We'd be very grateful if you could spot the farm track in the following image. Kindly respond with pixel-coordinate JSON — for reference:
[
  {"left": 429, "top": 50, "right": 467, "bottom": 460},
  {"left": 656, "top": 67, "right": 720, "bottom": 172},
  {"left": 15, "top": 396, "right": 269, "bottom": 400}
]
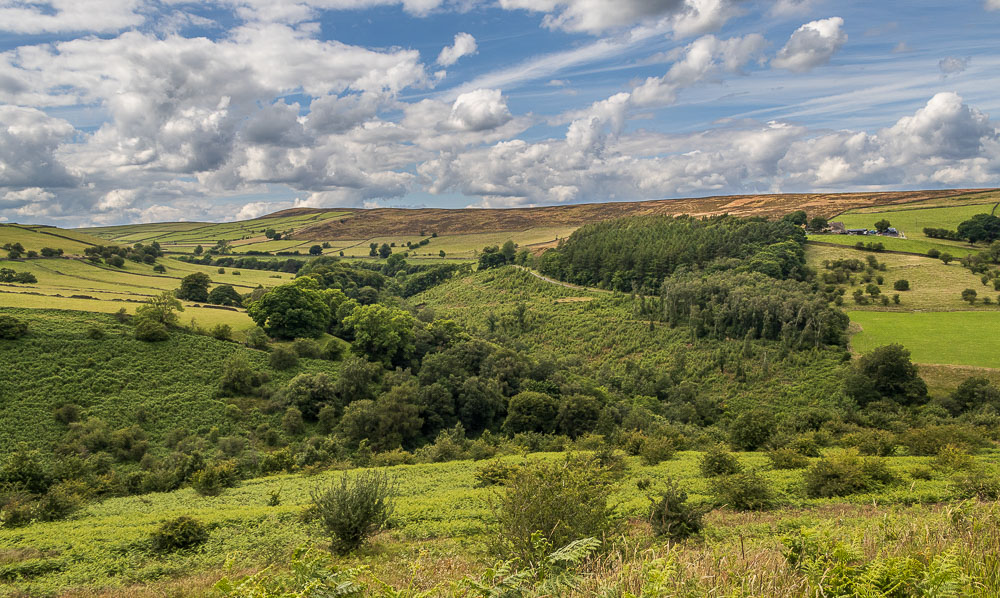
[{"left": 513, "top": 265, "right": 611, "bottom": 294}]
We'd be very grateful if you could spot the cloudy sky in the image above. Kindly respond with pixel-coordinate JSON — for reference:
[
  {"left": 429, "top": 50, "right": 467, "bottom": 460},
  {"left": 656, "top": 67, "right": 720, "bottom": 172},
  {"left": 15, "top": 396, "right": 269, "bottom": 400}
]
[{"left": 1, "top": 0, "right": 999, "bottom": 226}]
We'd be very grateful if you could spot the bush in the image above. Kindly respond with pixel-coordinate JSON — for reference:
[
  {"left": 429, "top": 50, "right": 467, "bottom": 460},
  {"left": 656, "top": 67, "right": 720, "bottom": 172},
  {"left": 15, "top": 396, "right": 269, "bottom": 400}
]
[
  {"left": 293, "top": 338, "right": 322, "bottom": 359},
  {"left": 709, "top": 469, "right": 777, "bottom": 511},
  {"left": 893, "top": 279, "right": 910, "bottom": 291},
  {"left": 767, "top": 448, "right": 810, "bottom": 470},
  {"left": 700, "top": 444, "right": 742, "bottom": 477},
  {"left": 134, "top": 315, "right": 168, "bottom": 342},
  {"left": 245, "top": 326, "right": 270, "bottom": 350},
  {"left": 150, "top": 516, "right": 209, "bottom": 552},
  {"left": 951, "top": 468, "right": 1000, "bottom": 500},
  {"left": 219, "top": 355, "right": 266, "bottom": 396},
  {"left": 0, "top": 315, "right": 29, "bottom": 340},
  {"left": 933, "top": 444, "right": 976, "bottom": 472},
  {"left": 269, "top": 346, "right": 298, "bottom": 370},
  {"left": 475, "top": 460, "right": 520, "bottom": 487},
  {"left": 310, "top": 470, "right": 397, "bottom": 554},
  {"left": 899, "top": 424, "right": 986, "bottom": 456},
  {"left": 730, "top": 409, "right": 776, "bottom": 451},
  {"left": 190, "top": 461, "right": 239, "bottom": 496},
  {"left": 842, "top": 429, "right": 896, "bottom": 456},
  {"left": 803, "top": 451, "right": 899, "bottom": 498},
  {"left": 491, "top": 455, "right": 616, "bottom": 565},
  {"left": 210, "top": 323, "right": 232, "bottom": 341},
  {"left": 639, "top": 436, "right": 676, "bottom": 466},
  {"left": 647, "top": 477, "right": 703, "bottom": 539}
]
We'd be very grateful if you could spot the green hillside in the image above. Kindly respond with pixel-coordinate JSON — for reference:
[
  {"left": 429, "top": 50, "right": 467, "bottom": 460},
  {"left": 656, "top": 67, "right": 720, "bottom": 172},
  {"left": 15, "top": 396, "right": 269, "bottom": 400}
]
[{"left": 0, "top": 224, "right": 104, "bottom": 255}]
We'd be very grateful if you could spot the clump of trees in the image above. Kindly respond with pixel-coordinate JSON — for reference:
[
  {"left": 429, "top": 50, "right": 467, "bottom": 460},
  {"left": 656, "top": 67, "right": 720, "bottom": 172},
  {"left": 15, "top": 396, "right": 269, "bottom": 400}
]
[
  {"left": 537, "top": 214, "right": 808, "bottom": 292},
  {"left": 0, "top": 268, "right": 37, "bottom": 284}
]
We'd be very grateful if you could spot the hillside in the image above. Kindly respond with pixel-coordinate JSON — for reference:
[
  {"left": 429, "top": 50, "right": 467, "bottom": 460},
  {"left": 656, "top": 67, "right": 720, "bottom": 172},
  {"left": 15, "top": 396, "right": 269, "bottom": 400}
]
[{"left": 61, "top": 189, "right": 993, "bottom": 260}]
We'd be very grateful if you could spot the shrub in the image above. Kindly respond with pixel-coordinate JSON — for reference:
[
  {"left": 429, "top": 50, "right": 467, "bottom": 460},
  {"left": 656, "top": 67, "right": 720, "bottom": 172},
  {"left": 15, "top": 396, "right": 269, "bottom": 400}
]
[
  {"left": 245, "top": 326, "right": 270, "bottom": 350},
  {"left": 803, "top": 451, "right": 899, "bottom": 498},
  {"left": 951, "top": 468, "right": 1000, "bottom": 500},
  {"left": 322, "top": 339, "right": 345, "bottom": 361},
  {"left": 491, "top": 455, "right": 616, "bottom": 565},
  {"left": 730, "top": 409, "right": 776, "bottom": 451},
  {"left": 0, "top": 315, "right": 29, "bottom": 340},
  {"left": 934, "top": 444, "right": 976, "bottom": 472},
  {"left": 310, "top": 470, "right": 397, "bottom": 554},
  {"left": 150, "top": 516, "right": 209, "bottom": 552},
  {"left": 709, "top": 469, "right": 777, "bottom": 511},
  {"left": 210, "top": 323, "right": 232, "bottom": 341},
  {"left": 282, "top": 407, "right": 305, "bottom": 436},
  {"left": 700, "top": 444, "right": 742, "bottom": 477},
  {"left": 639, "top": 436, "right": 676, "bottom": 466},
  {"left": 219, "top": 355, "right": 266, "bottom": 396},
  {"left": 767, "top": 448, "right": 810, "bottom": 470},
  {"left": 269, "top": 346, "right": 298, "bottom": 370},
  {"left": 475, "top": 460, "right": 520, "bottom": 487},
  {"left": 190, "top": 461, "right": 239, "bottom": 496},
  {"left": 842, "top": 429, "right": 896, "bottom": 456},
  {"left": 293, "top": 338, "right": 323, "bottom": 359},
  {"left": 134, "top": 315, "right": 168, "bottom": 342},
  {"left": 647, "top": 477, "right": 703, "bottom": 539},
  {"left": 893, "top": 279, "right": 909, "bottom": 291},
  {"left": 899, "top": 425, "right": 986, "bottom": 456},
  {"left": 927, "top": 248, "right": 941, "bottom": 258}
]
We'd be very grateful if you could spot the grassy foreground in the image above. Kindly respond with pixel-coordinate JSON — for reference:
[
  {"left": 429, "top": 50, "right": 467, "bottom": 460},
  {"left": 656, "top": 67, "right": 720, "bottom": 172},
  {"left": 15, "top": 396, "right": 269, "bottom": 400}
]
[{"left": 2, "top": 449, "right": 998, "bottom": 596}]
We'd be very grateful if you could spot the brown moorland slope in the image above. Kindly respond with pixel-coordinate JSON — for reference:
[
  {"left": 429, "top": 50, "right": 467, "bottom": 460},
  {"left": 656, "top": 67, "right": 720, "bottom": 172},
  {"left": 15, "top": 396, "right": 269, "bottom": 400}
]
[{"left": 281, "top": 189, "right": 992, "bottom": 240}]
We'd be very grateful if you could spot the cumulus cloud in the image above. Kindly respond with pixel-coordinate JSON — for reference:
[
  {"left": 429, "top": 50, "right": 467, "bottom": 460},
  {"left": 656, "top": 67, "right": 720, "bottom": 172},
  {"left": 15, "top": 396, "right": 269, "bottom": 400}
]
[
  {"left": 939, "top": 56, "right": 969, "bottom": 76},
  {"left": 448, "top": 89, "right": 512, "bottom": 131},
  {"left": 987, "top": 0, "right": 1000, "bottom": 10},
  {"left": 0, "top": 106, "right": 77, "bottom": 188},
  {"left": 419, "top": 92, "right": 1000, "bottom": 209},
  {"left": 772, "top": 16, "right": 848, "bottom": 72},
  {"left": 437, "top": 32, "right": 477, "bottom": 66},
  {"left": 0, "top": 0, "right": 144, "bottom": 34},
  {"left": 770, "top": 0, "right": 819, "bottom": 17}
]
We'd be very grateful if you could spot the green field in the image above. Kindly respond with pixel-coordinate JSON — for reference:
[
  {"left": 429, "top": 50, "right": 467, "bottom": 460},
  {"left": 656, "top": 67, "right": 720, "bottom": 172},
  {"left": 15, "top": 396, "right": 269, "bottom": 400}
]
[
  {"left": 0, "top": 257, "right": 292, "bottom": 333},
  {"left": 0, "top": 224, "right": 104, "bottom": 255},
  {"left": 806, "top": 244, "right": 998, "bottom": 312},
  {"left": 835, "top": 196, "right": 999, "bottom": 244},
  {"left": 807, "top": 235, "right": 978, "bottom": 257},
  {"left": 849, "top": 310, "right": 1000, "bottom": 368}
]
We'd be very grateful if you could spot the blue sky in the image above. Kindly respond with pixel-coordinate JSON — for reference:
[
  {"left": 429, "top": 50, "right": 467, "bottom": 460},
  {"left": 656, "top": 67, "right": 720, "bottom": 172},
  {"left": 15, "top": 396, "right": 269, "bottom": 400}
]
[{"left": 0, "top": 0, "right": 998, "bottom": 226}]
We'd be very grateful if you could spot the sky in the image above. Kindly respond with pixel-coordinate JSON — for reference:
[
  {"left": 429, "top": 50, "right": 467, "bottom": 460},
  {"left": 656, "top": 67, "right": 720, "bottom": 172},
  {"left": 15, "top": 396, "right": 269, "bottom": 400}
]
[{"left": 0, "top": 0, "right": 999, "bottom": 227}]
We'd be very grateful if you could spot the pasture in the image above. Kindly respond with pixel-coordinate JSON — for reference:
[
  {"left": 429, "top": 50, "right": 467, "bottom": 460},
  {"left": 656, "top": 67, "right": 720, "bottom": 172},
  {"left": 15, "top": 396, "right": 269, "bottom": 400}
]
[
  {"left": 807, "top": 235, "right": 978, "bottom": 257},
  {"left": 849, "top": 310, "right": 1000, "bottom": 368},
  {"left": 0, "top": 224, "right": 104, "bottom": 255},
  {"left": 0, "top": 257, "right": 291, "bottom": 333},
  {"left": 806, "top": 244, "right": 997, "bottom": 311},
  {"left": 834, "top": 194, "right": 1000, "bottom": 244}
]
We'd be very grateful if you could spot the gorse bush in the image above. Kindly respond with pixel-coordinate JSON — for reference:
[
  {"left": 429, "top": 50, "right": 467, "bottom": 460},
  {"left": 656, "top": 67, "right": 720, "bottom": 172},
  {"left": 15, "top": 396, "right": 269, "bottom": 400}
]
[
  {"left": 709, "top": 469, "right": 777, "bottom": 511},
  {"left": 803, "top": 451, "right": 899, "bottom": 498},
  {"left": 700, "top": 444, "right": 742, "bottom": 477},
  {"left": 150, "top": 516, "right": 209, "bottom": 552},
  {"left": 491, "top": 454, "right": 617, "bottom": 566},
  {"left": 310, "top": 469, "right": 397, "bottom": 554},
  {"left": 647, "top": 477, "right": 703, "bottom": 539}
]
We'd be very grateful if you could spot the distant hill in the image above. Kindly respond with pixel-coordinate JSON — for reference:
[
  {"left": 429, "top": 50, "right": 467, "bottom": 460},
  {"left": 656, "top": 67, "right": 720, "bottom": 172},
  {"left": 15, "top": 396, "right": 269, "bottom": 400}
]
[{"left": 282, "top": 189, "right": 991, "bottom": 240}]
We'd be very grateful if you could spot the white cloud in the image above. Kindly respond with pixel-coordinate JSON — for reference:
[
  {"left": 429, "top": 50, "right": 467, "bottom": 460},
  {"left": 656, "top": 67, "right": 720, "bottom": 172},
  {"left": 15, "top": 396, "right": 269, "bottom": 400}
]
[
  {"left": 497, "top": 0, "right": 738, "bottom": 35},
  {"left": 437, "top": 32, "right": 477, "bottom": 66},
  {"left": 448, "top": 89, "right": 512, "bottom": 131},
  {"left": 772, "top": 16, "right": 848, "bottom": 72},
  {"left": 939, "top": 56, "right": 969, "bottom": 76},
  {"left": 0, "top": 105, "right": 77, "bottom": 188},
  {"left": 0, "top": 0, "right": 144, "bottom": 34},
  {"left": 987, "top": 0, "right": 1000, "bottom": 10}
]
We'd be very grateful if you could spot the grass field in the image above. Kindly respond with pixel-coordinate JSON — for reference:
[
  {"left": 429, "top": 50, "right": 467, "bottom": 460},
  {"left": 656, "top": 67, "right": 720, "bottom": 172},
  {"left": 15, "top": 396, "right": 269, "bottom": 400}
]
[
  {"left": 0, "top": 224, "right": 104, "bottom": 255},
  {"left": 807, "top": 235, "right": 978, "bottom": 257},
  {"left": 0, "top": 257, "right": 292, "bottom": 333},
  {"left": 833, "top": 191, "right": 1000, "bottom": 246},
  {"left": 0, "top": 446, "right": 990, "bottom": 596},
  {"left": 849, "top": 310, "right": 1000, "bottom": 368},
  {"left": 82, "top": 212, "right": 352, "bottom": 246},
  {"left": 806, "top": 244, "right": 997, "bottom": 311}
]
